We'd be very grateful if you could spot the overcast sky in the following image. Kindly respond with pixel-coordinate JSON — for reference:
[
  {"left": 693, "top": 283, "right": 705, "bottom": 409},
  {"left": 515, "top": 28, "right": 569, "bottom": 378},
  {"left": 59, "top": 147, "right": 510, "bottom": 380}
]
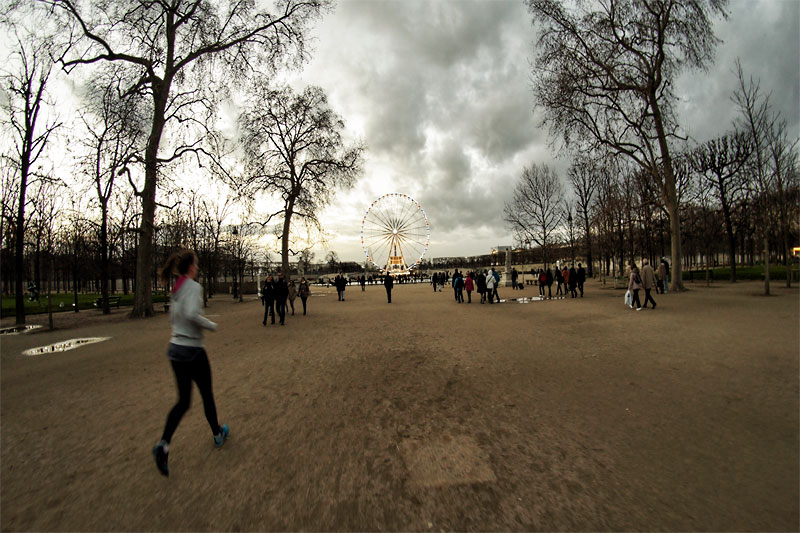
[{"left": 284, "top": 0, "right": 799, "bottom": 264}]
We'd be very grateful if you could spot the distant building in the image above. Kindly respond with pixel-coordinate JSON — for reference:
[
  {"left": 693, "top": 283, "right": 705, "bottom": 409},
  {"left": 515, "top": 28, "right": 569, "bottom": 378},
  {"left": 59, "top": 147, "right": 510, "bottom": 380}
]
[{"left": 491, "top": 245, "right": 513, "bottom": 254}]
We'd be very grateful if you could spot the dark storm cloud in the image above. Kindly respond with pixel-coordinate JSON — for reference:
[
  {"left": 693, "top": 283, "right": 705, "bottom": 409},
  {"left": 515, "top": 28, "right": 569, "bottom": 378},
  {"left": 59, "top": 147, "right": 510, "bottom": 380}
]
[
  {"left": 292, "top": 0, "right": 798, "bottom": 261},
  {"left": 676, "top": 0, "right": 799, "bottom": 143}
]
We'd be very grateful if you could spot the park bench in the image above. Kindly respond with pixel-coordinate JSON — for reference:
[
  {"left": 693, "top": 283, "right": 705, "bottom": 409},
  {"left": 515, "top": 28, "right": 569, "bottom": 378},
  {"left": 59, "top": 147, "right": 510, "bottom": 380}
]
[{"left": 94, "top": 296, "right": 122, "bottom": 309}]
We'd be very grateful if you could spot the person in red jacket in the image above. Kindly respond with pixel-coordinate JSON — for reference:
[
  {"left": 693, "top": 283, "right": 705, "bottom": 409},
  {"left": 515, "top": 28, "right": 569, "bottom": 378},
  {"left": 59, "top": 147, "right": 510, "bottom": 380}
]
[{"left": 464, "top": 273, "right": 474, "bottom": 303}]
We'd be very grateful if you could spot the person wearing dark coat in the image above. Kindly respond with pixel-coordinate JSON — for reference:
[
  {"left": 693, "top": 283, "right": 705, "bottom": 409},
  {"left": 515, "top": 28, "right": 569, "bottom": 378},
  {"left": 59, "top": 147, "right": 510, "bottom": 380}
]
[
  {"left": 568, "top": 266, "right": 578, "bottom": 298},
  {"left": 476, "top": 271, "right": 487, "bottom": 303},
  {"left": 545, "top": 268, "right": 553, "bottom": 299},
  {"left": 453, "top": 271, "right": 464, "bottom": 303},
  {"left": 577, "top": 263, "right": 586, "bottom": 297},
  {"left": 274, "top": 272, "right": 289, "bottom": 325},
  {"left": 555, "top": 267, "right": 564, "bottom": 296},
  {"left": 334, "top": 274, "right": 347, "bottom": 301},
  {"left": 261, "top": 275, "right": 276, "bottom": 325},
  {"left": 384, "top": 273, "right": 394, "bottom": 303},
  {"left": 298, "top": 277, "right": 311, "bottom": 315}
]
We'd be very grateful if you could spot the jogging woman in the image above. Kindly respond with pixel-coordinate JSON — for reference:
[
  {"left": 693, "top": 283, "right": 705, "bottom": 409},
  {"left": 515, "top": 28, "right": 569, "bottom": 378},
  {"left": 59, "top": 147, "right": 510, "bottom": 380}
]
[{"left": 153, "top": 250, "right": 229, "bottom": 477}]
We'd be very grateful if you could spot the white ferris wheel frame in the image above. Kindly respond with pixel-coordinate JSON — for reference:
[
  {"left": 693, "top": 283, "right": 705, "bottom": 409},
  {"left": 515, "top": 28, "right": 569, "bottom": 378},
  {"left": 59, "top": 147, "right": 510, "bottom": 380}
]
[{"left": 360, "top": 192, "right": 431, "bottom": 275}]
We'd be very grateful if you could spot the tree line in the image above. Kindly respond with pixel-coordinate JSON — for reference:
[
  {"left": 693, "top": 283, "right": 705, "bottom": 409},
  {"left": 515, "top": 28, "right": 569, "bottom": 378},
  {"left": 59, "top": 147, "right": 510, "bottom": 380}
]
[
  {"left": 2, "top": 0, "right": 363, "bottom": 324},
  {"left": 504, "top": 0, "right": 798, "bottom": 293}
]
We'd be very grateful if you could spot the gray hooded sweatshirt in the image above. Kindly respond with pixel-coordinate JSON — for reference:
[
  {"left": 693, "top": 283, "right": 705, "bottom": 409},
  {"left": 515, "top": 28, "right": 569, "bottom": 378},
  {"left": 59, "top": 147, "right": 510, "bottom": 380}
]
[{"left": 169, "top": 277, "right": 217, "bottom": 348}]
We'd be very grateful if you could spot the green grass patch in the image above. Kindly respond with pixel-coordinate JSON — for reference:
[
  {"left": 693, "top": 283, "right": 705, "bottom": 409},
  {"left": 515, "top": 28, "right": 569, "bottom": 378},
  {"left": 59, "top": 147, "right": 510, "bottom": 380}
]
[
  {"left": 1, "top": 292, "right": 169, "bottom": 317},
  {"left": 683, "top": 264, "right": 797, "bottom": 281}
]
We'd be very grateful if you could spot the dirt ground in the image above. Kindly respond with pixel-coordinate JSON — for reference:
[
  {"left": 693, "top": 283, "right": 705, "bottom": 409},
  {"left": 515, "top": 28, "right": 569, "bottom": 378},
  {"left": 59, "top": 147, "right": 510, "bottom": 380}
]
[{"left": 1, "top": 279, "right": 798, "bottom": 531}]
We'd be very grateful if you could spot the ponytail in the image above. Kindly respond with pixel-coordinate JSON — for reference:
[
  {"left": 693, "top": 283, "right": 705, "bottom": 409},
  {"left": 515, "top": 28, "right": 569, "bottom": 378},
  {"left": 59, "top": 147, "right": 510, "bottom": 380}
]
[{"left": 159, "top": 250, "right": 197, "bottom": 284}]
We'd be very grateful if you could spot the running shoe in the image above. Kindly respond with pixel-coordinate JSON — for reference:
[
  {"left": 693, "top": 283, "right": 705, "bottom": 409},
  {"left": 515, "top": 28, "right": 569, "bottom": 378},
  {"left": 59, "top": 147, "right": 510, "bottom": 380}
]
[
  {"left": 152, "top": 441, "right": 169, "bottom": 477},
  {"left": 214, "top": 424, "right": 230, "bottom": 448}
]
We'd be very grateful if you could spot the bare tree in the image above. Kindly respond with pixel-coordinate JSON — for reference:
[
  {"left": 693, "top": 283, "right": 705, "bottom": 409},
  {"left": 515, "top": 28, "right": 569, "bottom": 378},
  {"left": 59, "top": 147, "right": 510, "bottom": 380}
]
[
  {"left": 78, "top": 71, "right": 146, "bottom": 313},
  {"left": 504, "top": 163, "right": 565, "bottom": 267},
  {"left": 1, "top": 11, "right": 62, "bottom": 324},
  {"left": 325, "top": 250, "right": 339, "bottom": 273},
  {"left": 28, "top": 177, "right": 66, "bottom": 328},
  {"left": 567, "top": 157, "right": 600, "bottom": 276},
  {"left": 690, "top": 131, "right": 752, "bottom": 282},
  {"left": 733, "top": 61, "right": 779, "bottom": 295},
  {"left": 49, "top": 0, "right": 329, "bottom": 317},
  {"left": 238, "top": 84, "right": 364, "bottom": 276},
  {"left": 527, "top": 0, "right": 728, "bottom": 292},
  {"left": 298, "top": 249, "right": 315, "bottom": 275},
  {"left": 765, "top": 118, "right": 799, "bottom": 288}
]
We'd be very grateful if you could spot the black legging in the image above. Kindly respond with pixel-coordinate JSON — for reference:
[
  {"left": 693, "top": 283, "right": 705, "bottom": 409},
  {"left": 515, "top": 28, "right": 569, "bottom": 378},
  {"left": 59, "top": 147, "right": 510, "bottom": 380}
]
[
  {"left": 631, "top": 289, "right": 642, "bottom": 308},
  {"left": 301, "top": 296, "right": 308, "bottom": 315},
  {"left": 161, "top": 349, "right": 220, "bottom": 443},
  {"left": 263, "top": 299, "right": 275, "bottom": 324}
]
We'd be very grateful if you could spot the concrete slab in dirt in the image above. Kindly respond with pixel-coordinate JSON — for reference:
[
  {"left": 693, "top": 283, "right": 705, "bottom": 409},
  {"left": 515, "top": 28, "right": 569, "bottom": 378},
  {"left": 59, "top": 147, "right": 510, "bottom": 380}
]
[{"left": 401, "top": 435, "right": 496, "bottom": 487}]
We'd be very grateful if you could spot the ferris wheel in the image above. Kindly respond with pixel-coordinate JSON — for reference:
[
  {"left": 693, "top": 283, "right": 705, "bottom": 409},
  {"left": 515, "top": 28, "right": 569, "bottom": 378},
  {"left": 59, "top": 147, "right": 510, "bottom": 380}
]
[{"left": 361, "top": 193, "right": 431, "bottom": 275}]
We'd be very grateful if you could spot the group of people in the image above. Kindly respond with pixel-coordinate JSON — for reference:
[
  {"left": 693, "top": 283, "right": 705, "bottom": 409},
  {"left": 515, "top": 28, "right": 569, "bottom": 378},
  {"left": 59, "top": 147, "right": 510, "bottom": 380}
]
[
  {"left": 626, "top": 258, "right": 665, "bottom": 310},
  {"left": 333, "top": 273, "right": 396, "bottom": 303},
  {"left": 533, "top": 263, "right": 586, "bottom": 299},
  {"left": 261, "top": 274, "right": 311, "bottom": 324},
  {"left": 444, "top": 265, "right": 592, "bottom": 304},
  {"left": 447, "top": 268, "right": 502, "bottom": 304}
]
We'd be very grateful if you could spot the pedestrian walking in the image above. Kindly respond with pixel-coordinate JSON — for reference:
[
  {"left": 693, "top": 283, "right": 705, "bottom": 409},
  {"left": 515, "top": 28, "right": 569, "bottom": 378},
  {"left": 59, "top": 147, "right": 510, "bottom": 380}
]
[
  {"left": 275, "top": 272, "right": 289, "bottom": 325},
  {"left": 555, "top": 266, "right": 564, "bottom": 296},
  {"left": 262, "top": 275, "right": 275, "bottom": 325},
  {"left": 384, "top": 273, "right": 394, "bottom": 303},
  {"left": 545, "top": 267, "right": 553, "bottom": 299},
  {"left": 477, "top": 270, "right": 487, "bottom": 303},
  {"left": 152, "top": 250, "right": 229, "bottom": 477},
  {"left": 577, "top": 263, "right": 586, "bottom": 297},
  {"left": 287, "top": 279, "right": 297, "bottom": 316},
  {"left": 641, "top": 258, "right": 657, "bottom": 309},
  {"left": 485, "top": 269, "right": 496, "bottom": 304},
  {"left": 628, "top": 263, "right": 643, "bottom": 310},
  {"left": 334, "top": 274, "right": 347, "bottom": 301},
  {"left": 657, "top": 260, "right": 667, "bottom": 294},
  {"left": 298, "top": 277, "right": 311, "bottom": 315},
  {"left": 453, "top": 271, "right": 465, "bottom": 303},
  {"left": 538, "top": 269, "right": 546, "bottom": 298},
  {"left": 568, "top": 265, "right": 578, "bottom": 298},
  {"left": 491, "top": 268, "right": 501, "bottom": 302},
  {"left": 465, "top": 273, "right": 474, "bottom": 303}
]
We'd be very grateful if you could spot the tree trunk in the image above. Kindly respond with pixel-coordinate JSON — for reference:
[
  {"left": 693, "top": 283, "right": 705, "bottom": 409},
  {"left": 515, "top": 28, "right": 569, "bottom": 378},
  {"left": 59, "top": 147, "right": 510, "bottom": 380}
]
[
  {"left": 72, "top": 248, "right": 79, "bottom": 312},
  {"left": 763, "top": 235, "right": 770, "bottom": 296},
  {"left": 131, "top": 82, "right": 169, "bottom": 318},
  {"left": 720, "top": 196, "right": 737, "bottom": 282},
  {"left": 650, "top": 94, "right": 684, "bottom": 291},
  {"left": 101, "top": 204, "right": 110, "bottom": 314},
  {"left": 281, "top": 199, "right": 295, "bottom": 276},
  {"left": 47, "top": 261, "right": 53, "bottom": 330},
  {"left": 782, "top": 219, "right": 791, "bottom": 288},
  {"left": 14, "top": 157, "right": 29, "bottom": 325}
]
